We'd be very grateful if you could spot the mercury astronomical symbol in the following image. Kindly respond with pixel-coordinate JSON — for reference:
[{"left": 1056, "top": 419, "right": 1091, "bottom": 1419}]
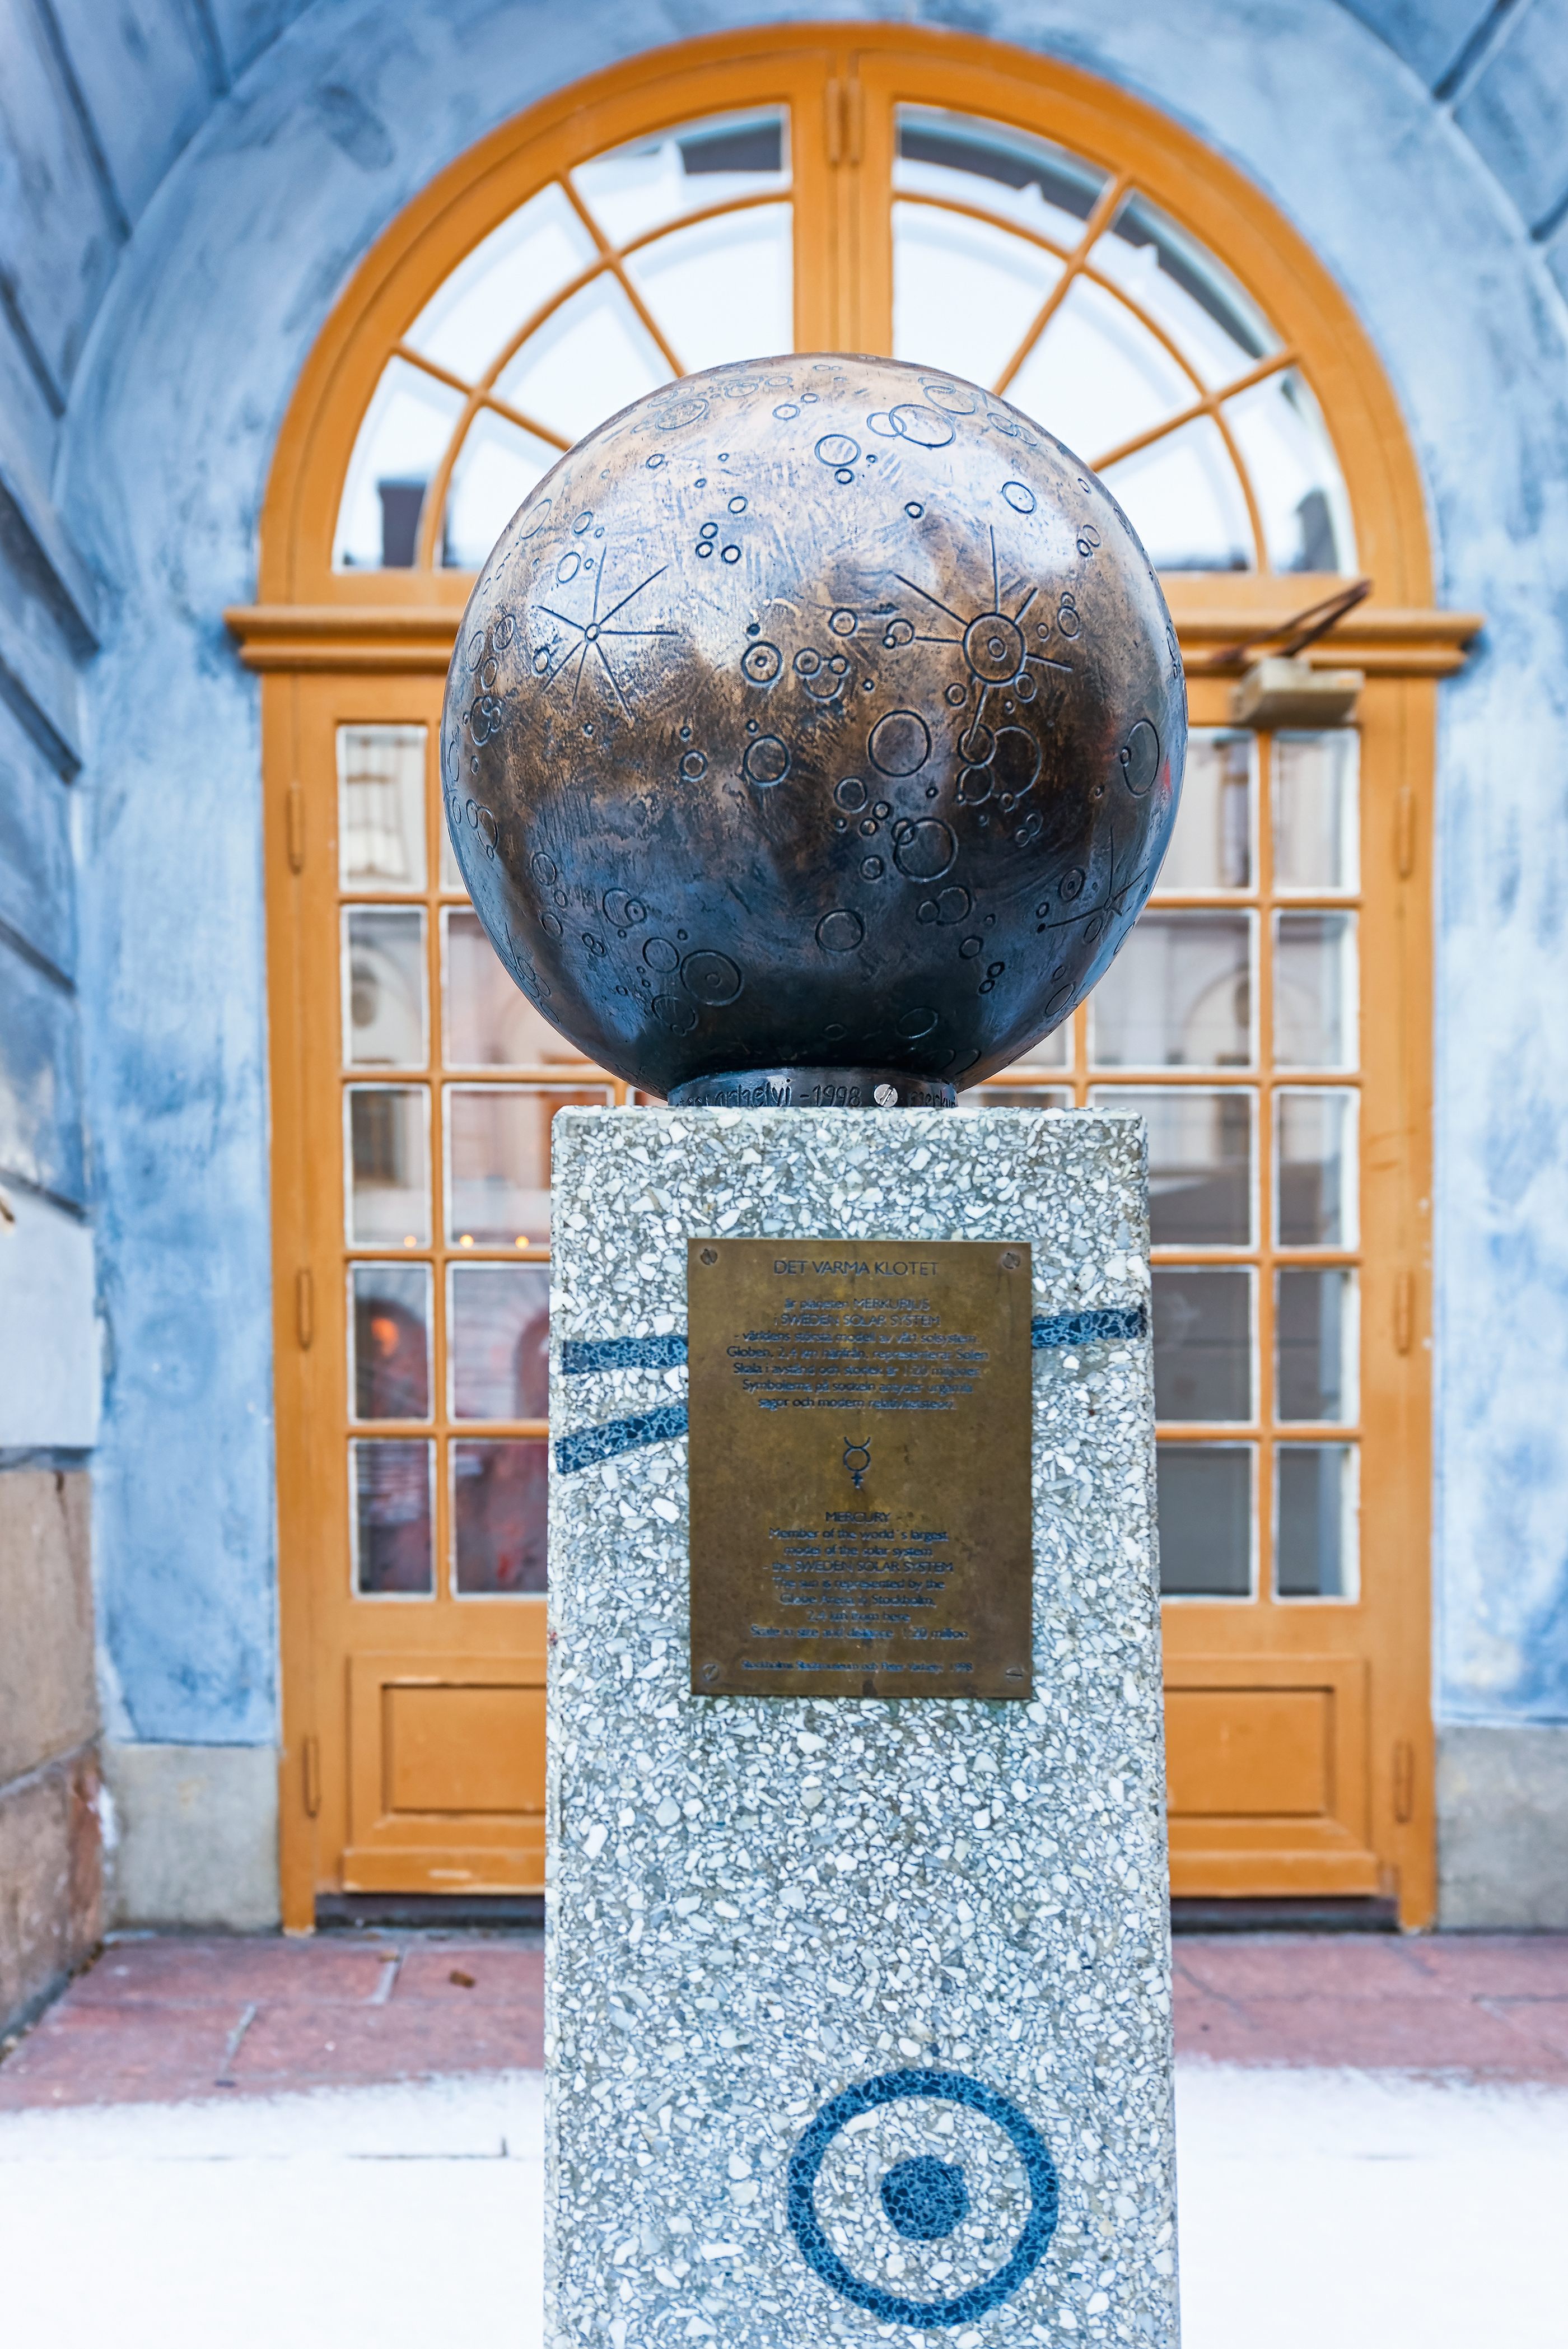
[{"left": 443, "top": 353, "right": 1186, "bottom": 1103}]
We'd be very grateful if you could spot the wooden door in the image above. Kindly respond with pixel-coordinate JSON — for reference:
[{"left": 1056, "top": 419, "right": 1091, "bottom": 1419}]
[{"left": 235, "top": 26, "right": 1471, "bottom": 1928}]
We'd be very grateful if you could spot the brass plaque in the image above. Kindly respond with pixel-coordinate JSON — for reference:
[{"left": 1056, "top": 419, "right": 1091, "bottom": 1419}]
[{"left": 688, "top": 1238, "right": 1033, "bottom": 1700}]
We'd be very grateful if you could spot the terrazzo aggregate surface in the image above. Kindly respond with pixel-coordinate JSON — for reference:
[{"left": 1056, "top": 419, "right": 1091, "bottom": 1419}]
[{"left": 547, "top": 1107, "right": 1177, "bottom": 2347}]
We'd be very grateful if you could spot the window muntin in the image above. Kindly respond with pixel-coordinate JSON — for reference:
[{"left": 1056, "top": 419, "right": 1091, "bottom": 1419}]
[
  {"left": 334, "top": 99, "right": 1354, "bottom": 580},
  {"left": 891, "top": 106, "right": 1354, "bottom": 576},
  {"left": 338, "top": 725, "right": 612, "bottom": 1598},
  {"left": 970, "top": 727, "right": 1362, "bottom": 1606},
  {"left": 334, "top": 109, "right": 792, "bottom": 571}
]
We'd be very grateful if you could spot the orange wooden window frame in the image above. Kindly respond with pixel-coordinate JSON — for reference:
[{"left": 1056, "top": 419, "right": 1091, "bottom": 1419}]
[{"left": 230, "top": 24, "right": 1476, "bottom": 1931}]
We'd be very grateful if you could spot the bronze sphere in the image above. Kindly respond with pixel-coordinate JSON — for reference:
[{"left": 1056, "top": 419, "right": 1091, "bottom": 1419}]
[{"left": 441, "top": 355, "right": 1186, "bottom": 1106}]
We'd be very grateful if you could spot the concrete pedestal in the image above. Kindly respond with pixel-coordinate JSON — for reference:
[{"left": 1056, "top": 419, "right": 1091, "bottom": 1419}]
[{"left": 546, "top": 1107, "right": 1177, "bottom": 2347}]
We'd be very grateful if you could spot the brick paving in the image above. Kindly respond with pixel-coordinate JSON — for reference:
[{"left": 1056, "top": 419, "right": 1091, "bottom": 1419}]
[
  {"left": 0, "top": 1932, "right": 543, "bottom": 2108},
  {"left": 1, "top": 1929, "right": 1565, "bottom": 2108}
]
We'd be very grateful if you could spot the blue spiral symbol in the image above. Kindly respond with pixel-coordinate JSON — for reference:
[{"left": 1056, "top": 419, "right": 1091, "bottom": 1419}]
[{"left": 786, "top": 2067, "right": 1059, "bottom": 2325}]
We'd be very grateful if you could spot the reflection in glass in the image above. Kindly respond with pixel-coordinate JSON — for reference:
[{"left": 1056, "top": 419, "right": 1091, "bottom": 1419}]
[
  {"left": 452, "top": 1439, "right": 549, "bottom": 1594},
  {"left": 450, "top": 1264, "right": 550, "bottom": 1419},
  {"left": 1011, "top": 275, "right": 1191, "bottom": 467},
  {"left": 1090, "top": 911, "right": 1253, "bottom": 1068},
  {"left": 1276, "top": 1444, "right": 1357, "bottom": 1598},
  {"left": 351, "top": 1264, "right": 432, "bottom": 1420},
  {"left": 405, "top": 183, "right": 596, "bottom": 381},
  {"left": 893, "top": 202, "right": 1063, "bottom": 384},
  {"left": 1100, "top": 416, "right": 1253, "bottom": 571},
  {"left": 1273, "top": 732, "right": 1359, "bottom": 892},
  {"left": 338, "top": 726, "right": 427, "bottom": 892},
  {"left": 1094, "top": 1088, "right": 1252, "bottom": 1245},
  {"left": 442, "top": 409, "right": 560, "bottom": 571},
  {"left": 894, "top": 108, "right": 1107, "bottom": 248},
  {"left": 351, "top": 1439, "right": 433, "bottom": 1595},
  {"left": 1157, "top": 1443, "right": 1253, "bottom": 1596},
  {"left": 1094, "top": 191, "right": 1276, "bottom": 388},
  {"left": 443, "top": 908, "right": 585, "bottom": 1066},
  {"left": 344, "top": 908, "right": 426, "bottom": 1068},
  {"left": 446, "top": 1085, "right": 611, "bottom": 1245},
  {"left": 1275, "top": 911, "right": 1356, "bottom": 1068},
  {"left": 627, "top": 206, "right": 792, "bottom": 376},
  {"left": 334, "top": 358, "right": 465, "bottom": 569},
  {"left": 494, "top": 274, "right": 671, "bottom": 447},
  {"left": 347, "top": 1088, "right": 430, "bottom": 1246},
  {"left": 1153, "top": 1268, "right": 1252, "bottom": 1420},
  {"left": 1276, "top": 1089, "right": 1356, "bottom": 1246},
  {"left": 957, "top": 1084, "right": 1072, "bottom": 1111},
  {"left": 1276, "top": 1268, "right": 1356, "bottom": 1423},
  {"left": 573, "top": 111, "right": 788, "bottom": 248},
  {"left": 1157, "top": 731, "right": 1252, "bottom": 891},
  {"left": 1224, "top": 369, "right": 1354, "bottom": 573}
]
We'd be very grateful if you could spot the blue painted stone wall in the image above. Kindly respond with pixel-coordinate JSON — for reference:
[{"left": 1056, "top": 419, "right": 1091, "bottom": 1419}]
[{"left": 3, "top": 0, "right": 1568, "bottom": 1764}]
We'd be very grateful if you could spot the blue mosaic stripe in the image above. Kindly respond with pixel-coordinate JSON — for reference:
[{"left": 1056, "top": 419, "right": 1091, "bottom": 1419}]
[
  {"left": 554, "top": 1402, "right": 688, "bottom": 1474},
  {"left": 1032, "top": 1305, "right": 1146, "bottom": 1348},
  {"left": 562, "top": 1333, "right": 688, "bottom": 1374}
]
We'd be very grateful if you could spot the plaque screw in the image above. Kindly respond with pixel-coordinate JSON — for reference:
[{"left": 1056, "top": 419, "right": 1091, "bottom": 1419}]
[
  {"left": 874, "top": 1084, "right": 898, "bottom": 1107},
  {"left": 702, "top": 1662, "right": 719, "bottom": 1680},
  {"left": 1000, "top": 1249, "right": 1021, "bottom": 1271},
  {"left": 698, "top": 1246, "right": 718, "bottom": 1266}
]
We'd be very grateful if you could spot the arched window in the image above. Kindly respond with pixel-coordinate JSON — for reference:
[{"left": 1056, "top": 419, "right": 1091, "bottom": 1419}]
[
  {"left": 333, "top": 102, "right": 1352, "bottom": 582},
  {"left": 234, "top": 28, "right": 1469, "bottom": 1930}
]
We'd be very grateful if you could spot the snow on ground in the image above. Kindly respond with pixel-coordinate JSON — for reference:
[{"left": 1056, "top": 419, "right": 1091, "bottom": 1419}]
[{"left": 1, "top": 2060, "right": 1565, "bottom": 2346}]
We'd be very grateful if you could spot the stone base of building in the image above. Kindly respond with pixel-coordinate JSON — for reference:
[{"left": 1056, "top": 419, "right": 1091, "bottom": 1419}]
[
  {"left": 102, "top": 1742, "right": 279, "bottom": 1931},
  {"left": 0, "top": 1468, "right": 101, "bottom": 2038},
  {"left": 1438, "top": 1725, "right": 1568, "bottom": 1929}
]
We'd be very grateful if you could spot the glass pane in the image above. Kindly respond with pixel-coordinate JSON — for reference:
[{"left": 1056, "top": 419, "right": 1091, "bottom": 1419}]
[
  {"left": 442, "top": 907, "right": 586, "bottom": 1068},
  {"left": 1089, "top": 911, "right": 1253, "bottom": 1068},
  {"left": 894, "top": 108, "right": 1108, "bottom": 249},
  {"left": 405, "top": 183, "right": 596, "bottom": 381},
  {"left": 1273, "top": 733, "right": 1359, "bottom": 892},
  {"left": 1010, "top": 277, "right": 1191, "bottom": 468},
  {"left": 494, "top": 272, "right": 671, "bottom": 447},
  {"left": 1153, "top": 1267, "right": 1253, "bottom": 1420},
  {"left": 1224, "top": 369, "right": 1355, "bottom": 573},
  {"left": 572, "top": 110, "right": 789, "bottom": 246},
  {"left": 1157, "top": 1443, "right": 1253, "bottom": 1596},
  {"left": 1099, "top": 415, "right": 1254, "bottom": 571},
  {"left": 441, "top": 804, "right": 466, "bottom": 894},
  {"left": 1093, "top": 191, "right": 1277, "bottom": 389},
  {"left": 1093, "top": 1087, "right": 1252, "bottom": 1246},
  {"left": 442, "top": 408, "right": 559, "bottom": 571},
  {"left": 351, "top": 1264, "right": 432, "bottom": 1421},
  {"left": 627, "top": 205, "right": 792, "bottom": 375},
  {"left": 347, "top": 1086, "right": 430, "bottom": 1246},
  {"left": 450, "top": 1263, "right": 550, "bottom": 1419},
  {"left": 334, "top": 357, "right": 464, "bottom": 570},
  {"left": 452, "top": 1438, "right": 548, "bottom": 1595},
  {"left": 1010, "top": 1023, "right": 1070, "bottom": 1073},
  {"left": 1276, "top": 1267, "right": 1357, "bottom": 1423},
  {"left": 1156, "top": 730, "right": 1252, "bottom": 891},
  {"left": 892, "top": 202, "right": 1062, "bottom": 385},
  {"left": 351, "top": 1438, "right": 433, "bottom": 1595},
  {"left": 446, "top": 1084, "right": 612, "bottom": 1245},
  {"left": 343, "top": 908, "right": 426, "bottom": 1069},
  {"left": 1276, "top": 1088, "right": 1356, "bottom": 1247},
  {"left": 1276, "top": 1444, "right": 1358, "bottom": 1598},
  {"left": 337, "top": 725, "right": 427, "bottom": 892},
  {"left": 956, "top": 1084, "right": 1072, "bottom": 1110},
  {"left": 1275, "top": 911, "right": 1356, "bottom": 1069}
]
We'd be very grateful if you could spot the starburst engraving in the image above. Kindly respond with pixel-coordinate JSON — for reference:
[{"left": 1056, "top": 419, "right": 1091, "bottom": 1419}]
[{"left": 535, "top": 547, "right": 675, "bottom": 716}]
